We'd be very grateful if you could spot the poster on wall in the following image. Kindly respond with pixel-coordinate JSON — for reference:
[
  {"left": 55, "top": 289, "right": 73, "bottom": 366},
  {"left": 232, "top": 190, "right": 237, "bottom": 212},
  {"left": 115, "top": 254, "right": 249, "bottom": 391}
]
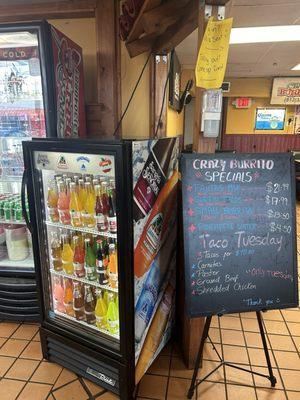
[
  {"left": 255, "top": 108, "right": 286, "bottom": 130},
  {"left": 271, "top": 77, "right": 300, "bottom": 105},
  {"left": 132, "top": 138, "right": 179, "bottom": 384}
]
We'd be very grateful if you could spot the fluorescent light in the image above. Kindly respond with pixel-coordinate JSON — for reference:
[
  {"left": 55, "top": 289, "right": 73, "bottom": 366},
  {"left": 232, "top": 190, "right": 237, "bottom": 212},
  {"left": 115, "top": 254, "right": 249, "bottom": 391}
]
[
  {"left": 230, "top": 25, "right": 300, "bottom": 44},
  {"left": 291, "top": 63, "right": 300, "bottom": 70}
]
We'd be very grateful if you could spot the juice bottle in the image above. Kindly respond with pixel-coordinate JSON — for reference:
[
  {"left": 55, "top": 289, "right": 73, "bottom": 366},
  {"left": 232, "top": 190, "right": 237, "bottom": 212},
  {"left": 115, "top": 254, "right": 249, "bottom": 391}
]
[
  {"left": 96, "top": 240, "right": 109, "bottom": 285},
  {"left": 47, "top": 179, "right": 59, "bottom": 222},
  {"left": 95, "top": 289, "right": 107, "bottom": 330},
  {"left": 73, "top": 236, "right": 85, "bottom": 277},
  {"left": 84, "top": 285, "right": 96, "bottom": 325},
  {"left": 84, "top": 238, "right": 97, "bottom": 281},
  {"left": 107, "top": 292, "right": 119, "bottom": 334},
  {"left": 73, "top": 281, "right": 85, "bottom": 321},
  {"left": 53, "top": 276, "right": 64, "bottom": 313},
  {"left": 78, "top": 179, "right": 87, "bottom": 206},
  {"left": 57, "top": 181, "right": 71, "bottom": 225},
  {"left": 69, "top": 182, "right": 82, "bottom": 227},
  {"left": 50, "top": 231, "right": 62, "bottom": 271},
  {"left": 95, "top": 185, "right": 106, "bottom": 232},
  {"left": 63, "top": 278, "right": 74, "bottom": 317},
  {"left": 101, "top": 182, "right": 109, "bottom": 231},
  {"left": 82, "top": 182, "right": 96, "bottom": 228},
  {"left": 108, "top": 243, "right": 118, "bottom": 289},
  {"left": 108, "top": 190, "right": 117, "bottom": 233},
  {"left": 61, "top": 234, "right": 74, "bottom": 275}
]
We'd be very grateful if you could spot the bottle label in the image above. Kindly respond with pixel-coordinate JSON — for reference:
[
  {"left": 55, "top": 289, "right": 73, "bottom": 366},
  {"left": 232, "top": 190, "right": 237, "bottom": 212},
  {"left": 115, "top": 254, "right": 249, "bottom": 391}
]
[
  {"left": 62, "top": 260, "right": 71, "bottom": 265},
  {"left": 108, "top": 216, "right": 117, "bottom": 232},
  {"left": 85, "top": 310, "right": 96, "bottom": 316},
  {"left": 96, "top": 315, "right": 104, "bottom": 323},
  {"left": 73, "top": 306, "right": 84, "bottom": 312},
  {"left": 108, "top": 319, "right": 118, "bottom": 328},
  {"left": 51, "top": 257, "right": 61, "bottom": 262},
  {"left": 96, "top": 214, "right": 105, "bottom": 225},
  {"left": 70, "top": 210, "right": 81, "bottom": 219},
  {"left": 73, "top": 262, "right": 84, "bottom": 271},
  {"left": 109, "top": 272, "right": 118, "bottom": 281},
  {"left": 48, "top": 207, "right": 58, "bottom": 216},
  {"left": 85, "top": 266, "right": 94, "bottom": 274},
  {"left": 143, "top": 213, "right": 163, "bottom": 256},
  {"left": 96, "top": 260, "right": 103, "bottom": 269}
]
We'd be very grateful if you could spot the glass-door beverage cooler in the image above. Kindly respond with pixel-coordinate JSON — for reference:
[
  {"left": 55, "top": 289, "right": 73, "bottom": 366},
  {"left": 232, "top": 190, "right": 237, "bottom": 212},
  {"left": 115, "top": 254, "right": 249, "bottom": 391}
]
[
  {"left": 0, "top": 21, "right": 86, "bottom": 321},
  {"left": 22, "top": 137, "right": 179, "bottom": 398}
]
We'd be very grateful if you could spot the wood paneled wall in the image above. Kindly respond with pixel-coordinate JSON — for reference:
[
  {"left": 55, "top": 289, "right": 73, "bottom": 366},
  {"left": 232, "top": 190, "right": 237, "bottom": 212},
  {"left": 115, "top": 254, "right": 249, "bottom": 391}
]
[{"left": 222, "top": 134, "right": 300, "bottom": 153}]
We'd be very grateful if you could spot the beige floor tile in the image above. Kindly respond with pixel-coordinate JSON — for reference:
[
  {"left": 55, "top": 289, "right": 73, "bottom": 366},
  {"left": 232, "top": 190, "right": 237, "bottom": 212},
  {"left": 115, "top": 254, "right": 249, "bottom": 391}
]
[
  {"left": 264, "top": 320, "right": 289, "bottom": 335},
  {"left": 5, "top": 358, "right": 39, "bottom": 381},
  {"left": 227, "top": 384, "right": 256, "bottom": 399},
  {"left": 221, "top": 329, "right": 245, "bottom": 346},
  {"left": 247, "top": 347, "right": 275, "bottom": 367},
  {"left": 0, "top": 338, "right": 29, "bottom": 357},
  {"left": 268, "top": 334, "right": 297, "bottom": 351},
  {"left": 287, "top": 322, "right": 300, "bottom": 336},
  {"left": 293, "top": 336, "right": 300, "bottom": 352},
  {"left": 220, "top": 316, "right": 242, "bottom": 330},
  {"left": 282, "top": 310, "right": 300, "bottom": 322},
  {"left": 252, "top": 367, "right": 283, "bottom": 389},
  {"left": 200, "top": 360, "right": 224, "bottom": 383},
  {"left": 273, "top": 350, "right": 300, "bottom": 370},
  {"left": 210, "top": 316, "right": 219, "bottom": 328},
  {"left": 99, "top": 392, "right": 119, "bottom": 399},
  {"left": 17, "top": 382, "right": 52, "bottom": 400},
  {"left": 223, "top": 345, "right": 249, "bottom": 364},
  {"left": 0, "top": 337, "right": 6, "bottom": 347},
  {"left": 53, "top": 380, "right": 88, "bottom": 400},
  {"left": 225, "top": 365, "right": 254, "bottom": 386},
  {"left": 196, "top": 381, "right": 226, "bottom": 400},
  {"left": 280, "top": 370, "right": 300, "bottom": 391},
  {"left": 31, "top": 361, "right": 62, "bottom": 384},
  {"left": 0, "top": 355, "right": 15, "bottom": 377},
  {"left": 244, "top": 332, "right": 264, "bottom": 348},
  {"left": 170, "top": 356, "right": 193, "bottom": 379},
  {"left": 148, "top": 355, "right": 170, "bottom": 376},
  {"left": 20, "top": 341, "right": 43, "bottom": 360},
  {"left": 241, "top": 318, "right": 260, "bottom": 332},
  {"left": 32, "top": 332, "right": 41, "bottom": 342},
  {"left": 240, "top": 311, "right": 257, "bottom": 319},
  {"left": 0, "top": 378, "right": 25, "bottom": 400},
  {"left": 11, "top": 324, "right": 39, "bottom": 340},
  {"left": 0, "top": 322, "right": 19, "bottom": 338},
  {"left": 53, "top": 367, "right": 77, "bottom": 389},
  {"left": 203, "top": 343, "right": 222, "bottom": 361},
  {"left": 208, "top": 327, "right": 221, "bottom": 343},
  {"left": 263, "top": 310, "right": 284, "bottom": 321},
  {"left": 138, "top": 374, "right": 168, "bottom": 399},
  {"left": 82, "top": 378, "right": 106, "bottom": 395},
  {"left": 256, "top": 388, "right": 287, "bottom": 400},
  {"left": 286, "top": 391, "right": 300, "bottom": 400},
  {"left": 166, "top": 377, "right": 196, "bottom": 399}
]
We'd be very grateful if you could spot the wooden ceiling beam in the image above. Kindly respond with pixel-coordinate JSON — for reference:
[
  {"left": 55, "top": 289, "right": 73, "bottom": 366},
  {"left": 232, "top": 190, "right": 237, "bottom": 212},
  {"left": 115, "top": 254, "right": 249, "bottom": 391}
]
[{"left": 0, "top": 0, "right": 96, "bottom": 23}]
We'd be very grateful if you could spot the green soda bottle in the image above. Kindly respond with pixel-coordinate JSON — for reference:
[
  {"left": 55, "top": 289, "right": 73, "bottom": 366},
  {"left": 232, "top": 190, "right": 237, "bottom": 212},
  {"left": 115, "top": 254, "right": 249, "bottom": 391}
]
[
  {"left": 107, "top": 293, "right": 119, "bottom": 334},
  {"left": 4, "top": 201, "right": 11, "bottom": 221},
  {"left": 84, "top": 238, "right": 97, "bottom": 281}
]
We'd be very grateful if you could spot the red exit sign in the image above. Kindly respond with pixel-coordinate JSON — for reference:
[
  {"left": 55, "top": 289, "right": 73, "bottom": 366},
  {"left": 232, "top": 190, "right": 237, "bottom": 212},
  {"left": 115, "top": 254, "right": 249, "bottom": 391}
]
[{"left": 233, "top": 98, "right": 252, "bottom": 109}]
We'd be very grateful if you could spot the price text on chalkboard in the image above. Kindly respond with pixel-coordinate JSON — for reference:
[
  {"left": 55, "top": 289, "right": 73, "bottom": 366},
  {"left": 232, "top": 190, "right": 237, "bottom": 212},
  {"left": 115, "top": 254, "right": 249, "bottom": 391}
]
[{"left": 181, "top": 153, "right": 298, "bottom": 317}]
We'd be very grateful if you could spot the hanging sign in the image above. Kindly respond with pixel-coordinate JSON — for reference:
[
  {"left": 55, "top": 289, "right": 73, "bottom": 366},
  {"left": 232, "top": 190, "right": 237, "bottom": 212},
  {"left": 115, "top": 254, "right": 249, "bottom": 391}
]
[
  {"left": 271, "top": 77, "right": 300, "bottom": 105},
  {"left": 195, "top": 17, "right": 233, "bottom": 89}
]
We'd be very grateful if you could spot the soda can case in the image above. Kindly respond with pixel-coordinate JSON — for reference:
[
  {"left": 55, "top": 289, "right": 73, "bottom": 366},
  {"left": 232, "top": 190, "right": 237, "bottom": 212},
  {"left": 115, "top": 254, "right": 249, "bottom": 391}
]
[{"left": 22, "top": 137, "right": 179, "bottom": 400}]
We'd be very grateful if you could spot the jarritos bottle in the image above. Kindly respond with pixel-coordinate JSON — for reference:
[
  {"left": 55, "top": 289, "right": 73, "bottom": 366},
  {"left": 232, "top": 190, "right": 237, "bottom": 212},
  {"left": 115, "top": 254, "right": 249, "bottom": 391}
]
[
  {"left": 73, "top": 282, "right": 85, "bottom": 321},
  {"left": 61, "top": 234, "right": 74, "bottom": 275},
  {"left": 69, "top": 182, "right": 83, "bottom": 227},
  {"left": 82, "top": 182, "right": 96, "bottom": 228},
  {"left": 57, "top": 181, "right": 71, "bottom": 225},
  {"left": 134, "top": 171, "right": 178, "bottom": 278},
  {"left": 135, "top": 281, "right": 174, "bottom": 383},
  {"left": 52, "top": 275, "right": 64, "bottom": 313},
  {"left": 133, "top": 138, "right": 176, "bottom": 223},
  {"left": 47, "top": 180, "right": 59, "bottom": 222},
  {"left": 96, "top": 240, "right": 109, "bottom": 285},
  {"left": 84, "top": 285, "right": 96, "bottom": 325},
  {"left": 107, "top": 292, "right": 119, "bottom": 335},
  {"left": 95, "top": 289, "right": 107, "bottom": 330},
  {"left": 84, "top": 238, "right": 97, "bottom": 281},
  {"left": 63, "top": 278, "right": 74, "bottom": 317},
  {"left": 108, "top": 243, "right": 118, "bottom": 289},
  {"left": 50, "top": 231, "right": 62, "bottom": 271},
  {"left": 73, "top": 236, "right": 85, "bottom": 278}
]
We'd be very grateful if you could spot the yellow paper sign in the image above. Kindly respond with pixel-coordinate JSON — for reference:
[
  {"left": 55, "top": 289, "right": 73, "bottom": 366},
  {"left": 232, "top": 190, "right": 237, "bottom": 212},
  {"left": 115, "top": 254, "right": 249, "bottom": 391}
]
[{"left": 195, "top": 17, "right": 233, "bottom": 89}]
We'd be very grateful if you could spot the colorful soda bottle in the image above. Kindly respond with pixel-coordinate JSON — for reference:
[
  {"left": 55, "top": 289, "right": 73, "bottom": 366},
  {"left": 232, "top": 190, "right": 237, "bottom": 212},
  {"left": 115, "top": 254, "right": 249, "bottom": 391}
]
[
  {"left": 108, "top": 243, "right": 118, "bottom": 289},
  {"left": 84, "top": 285, "right": 96, "bottom": 325},
  {"left": 47, "top": 180, "right": 59, "bottom": 222},
  {"left": 73, "top": 282, "right": 85, "bottom": 321},
  {"left": 63, "top": 278, "right": 74, "bottom": 317},
  {"left": 82, "top": 182, "right": 95, "bottom": 228},
  {"left": 107, "top": 292, "right": 119, "bottom": 334},
  {"left": 95, "top": 289, "right": 107, "bottom": 330},
  {"left": 69, "top": 182, "right": 82, "bottom": 227},
  {"left": 57, "top": 181, "right": 71, "bottom": 225},
  {"left": 96, "top": 240, "right": 109, "bottom": 285},
  {"left": 73, "top": 236, "right": 85, "bottom": 277},
  {"left": 84, "top": 238, "right": 97, "bottom": 281},
  {"left": 53, "top": 276, "right": 64, "bottom": 313},
  {"left": 78, "top": 179, "right": 86, "bottom": 205},
  {"left": 108, "top": 190, "right": 117, "bottom": 233},
  {"left": 101, "top": 182, "right": 109, "bottom": 230},
  {"left": 95, "top": 185, "right": 106, "bottom": 232},
  {"left": 50, "top": 231, "right": 62, "bottom": 271},
  {"left": 61, "top": 234, "right": 74, "bottom": 275}
]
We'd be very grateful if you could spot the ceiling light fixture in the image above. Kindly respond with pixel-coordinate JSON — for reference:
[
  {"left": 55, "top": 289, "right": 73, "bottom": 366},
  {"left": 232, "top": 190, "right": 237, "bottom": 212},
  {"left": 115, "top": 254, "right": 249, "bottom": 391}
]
[{"left": 230, "top": 25, "right": 300, "bottom": 44}]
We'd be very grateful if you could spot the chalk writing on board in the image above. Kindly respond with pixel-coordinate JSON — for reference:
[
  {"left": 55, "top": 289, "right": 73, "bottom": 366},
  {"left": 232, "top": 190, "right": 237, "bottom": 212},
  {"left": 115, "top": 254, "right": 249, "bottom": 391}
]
[{"left": 181, "top": 153, "right": 298, "bottom": 317}]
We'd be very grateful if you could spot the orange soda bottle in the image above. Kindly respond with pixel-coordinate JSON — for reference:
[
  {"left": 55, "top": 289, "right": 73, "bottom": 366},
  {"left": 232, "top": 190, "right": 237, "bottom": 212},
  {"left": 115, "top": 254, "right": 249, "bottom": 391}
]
[
  {"left": 108, "top": 243, "right": 118, "bottom": 289},
  {"left": 63, "top": 278, "right": 74, "bottom": 316},
  {"left": 61, "top": 234, "right": 74, "bottom": 275},
  {"left": 47, "top": 179, "right": 59, "bottom": 222}
]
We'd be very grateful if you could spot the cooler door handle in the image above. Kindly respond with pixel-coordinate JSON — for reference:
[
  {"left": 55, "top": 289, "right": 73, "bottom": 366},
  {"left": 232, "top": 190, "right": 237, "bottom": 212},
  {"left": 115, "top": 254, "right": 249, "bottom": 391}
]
[{"left": 21, "top": 169, "right": 32, "bottom": 233}]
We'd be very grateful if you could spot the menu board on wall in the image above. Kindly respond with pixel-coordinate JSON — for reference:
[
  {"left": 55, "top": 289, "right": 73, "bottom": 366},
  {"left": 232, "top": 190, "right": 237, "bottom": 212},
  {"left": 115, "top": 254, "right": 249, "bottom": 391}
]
[{"left": 181, "top": 153, "right": 298, "bottom": 317}]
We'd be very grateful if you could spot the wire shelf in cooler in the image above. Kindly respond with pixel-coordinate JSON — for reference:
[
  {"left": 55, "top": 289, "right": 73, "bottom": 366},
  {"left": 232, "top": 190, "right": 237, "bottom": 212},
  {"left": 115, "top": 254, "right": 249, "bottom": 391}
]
[
  {"left": 0, "top": 176, "right": 23, "bottom": 183},
  {"left": 0, "top": 219, "right": 26, "bottom": 226},
  {"left": 45, "top": 220, "right": 117, "bottom": 239},
  {"left": 50, "top": 269, "right": 118, "bottom": 294},
  {"left": 54, "top": 309, "right": 119, "bottom": 340}
]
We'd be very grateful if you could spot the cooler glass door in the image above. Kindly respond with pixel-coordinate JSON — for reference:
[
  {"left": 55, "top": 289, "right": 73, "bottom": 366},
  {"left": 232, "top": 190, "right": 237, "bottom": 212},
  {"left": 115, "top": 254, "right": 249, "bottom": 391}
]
[
  {"left": 31, "top": 149, "right": 122, "bottom": 351},
  {"left": 0, "top": 28, "right": 45, "bottom": 269}
]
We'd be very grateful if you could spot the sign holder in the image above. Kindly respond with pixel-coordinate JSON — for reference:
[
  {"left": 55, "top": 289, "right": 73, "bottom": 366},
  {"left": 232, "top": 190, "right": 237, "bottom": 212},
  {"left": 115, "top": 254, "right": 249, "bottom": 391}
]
[{"left": 187, "top": 311, "right": 277, "bottom": 399}]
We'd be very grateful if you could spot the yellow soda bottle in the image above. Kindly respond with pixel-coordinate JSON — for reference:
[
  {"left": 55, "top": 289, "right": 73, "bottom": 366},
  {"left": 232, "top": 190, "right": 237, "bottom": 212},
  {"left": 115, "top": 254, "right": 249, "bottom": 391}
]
[
  {"left": 95, "top": 289, "right": 107, "bottom": 330},
  {"left": 107, "top": 292, "right": 119, "bottom": 334},
  {"left": 69, "top": 182, "right": 83, "bottom": 227},
  {"left": 78, "top": 179, "right": 87, "bottom": 207},
  {"left": 61, "top": 234, "right": 74, "bottom": 275},
  {"left": 83, "top": 182, "right": 96, "bottom": 228}
]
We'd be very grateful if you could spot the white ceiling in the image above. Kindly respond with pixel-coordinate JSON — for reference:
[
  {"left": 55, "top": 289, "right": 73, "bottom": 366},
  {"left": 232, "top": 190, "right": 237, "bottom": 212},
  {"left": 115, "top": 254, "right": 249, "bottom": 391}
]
[{"left": 176, "top": 0, "right": 300, "bottom": 77}]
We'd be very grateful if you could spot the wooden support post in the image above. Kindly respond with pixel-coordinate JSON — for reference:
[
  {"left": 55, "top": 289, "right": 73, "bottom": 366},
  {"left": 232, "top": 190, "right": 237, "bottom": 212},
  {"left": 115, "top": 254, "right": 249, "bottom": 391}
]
[
  {"left": 93, "top": 0, "right": 121, "bottom": 138},
  {"left": 150, "top": 54, "right": 168, "bottom": 138}
]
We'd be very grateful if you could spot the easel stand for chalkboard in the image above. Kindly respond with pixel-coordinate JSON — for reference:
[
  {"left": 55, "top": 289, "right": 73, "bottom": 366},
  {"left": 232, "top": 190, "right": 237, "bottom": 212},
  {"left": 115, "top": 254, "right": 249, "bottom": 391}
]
[{"left": 187, "top": 312, "right": 277, "bottom": 399}]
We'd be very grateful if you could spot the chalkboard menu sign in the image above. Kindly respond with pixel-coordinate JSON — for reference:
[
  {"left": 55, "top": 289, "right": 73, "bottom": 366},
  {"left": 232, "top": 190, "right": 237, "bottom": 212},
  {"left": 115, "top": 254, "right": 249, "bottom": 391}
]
[{"left": 181, "top": 153, "right": 298, "bottom": 317}]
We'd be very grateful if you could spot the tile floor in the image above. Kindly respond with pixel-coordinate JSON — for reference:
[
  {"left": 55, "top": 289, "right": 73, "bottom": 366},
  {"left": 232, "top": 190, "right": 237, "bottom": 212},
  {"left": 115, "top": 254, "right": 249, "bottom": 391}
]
[{"left": 0, "top": 223, "right": 299, "bottom": 399}]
